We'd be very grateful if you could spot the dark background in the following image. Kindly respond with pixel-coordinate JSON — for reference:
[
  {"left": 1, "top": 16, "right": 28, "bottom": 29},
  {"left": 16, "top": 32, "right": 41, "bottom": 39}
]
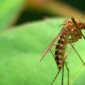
[
  {"left": 16, "top": 0, "right": 85, "bottom": 25},
  {"left": 62, "top": 0, "right": 85, "bottom": 12}
]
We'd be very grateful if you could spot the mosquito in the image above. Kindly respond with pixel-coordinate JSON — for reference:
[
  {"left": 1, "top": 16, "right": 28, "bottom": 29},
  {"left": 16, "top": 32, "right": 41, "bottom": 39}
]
[{"left": 38, "top": 17, "right": 85, "bottom": 85}]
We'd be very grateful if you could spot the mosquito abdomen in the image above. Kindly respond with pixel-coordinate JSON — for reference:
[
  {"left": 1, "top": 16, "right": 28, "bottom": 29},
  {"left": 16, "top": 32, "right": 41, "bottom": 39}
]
[{"left": 55, "top": 33, "right": 68, "bottom": 70}]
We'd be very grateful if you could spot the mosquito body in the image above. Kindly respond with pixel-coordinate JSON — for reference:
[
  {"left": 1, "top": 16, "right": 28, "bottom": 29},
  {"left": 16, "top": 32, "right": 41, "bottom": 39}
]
[
  {"left": 55, "top": 18, "right": 84, "bottom": 70},
  {"left": 39, "top": 17, "right": 85, "bottom": 85}
]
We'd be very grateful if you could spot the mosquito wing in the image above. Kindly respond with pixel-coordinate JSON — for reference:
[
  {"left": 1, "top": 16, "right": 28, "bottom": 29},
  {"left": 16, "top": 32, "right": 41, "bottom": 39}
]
[
  {"left": 71, "top": 17, "right": 80, "bottom": 33},
  {"left": 72, "top": 17, "right": 85, "bottom": 39},
  {"left": 39, "top": 27, "right": 65, "bottom": 61}
]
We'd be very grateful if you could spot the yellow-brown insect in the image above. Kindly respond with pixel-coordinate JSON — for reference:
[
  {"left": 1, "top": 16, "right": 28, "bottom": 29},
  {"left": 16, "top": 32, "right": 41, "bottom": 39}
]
[{"left": 39, "top": 17, "right": 85, "bottom": 85}]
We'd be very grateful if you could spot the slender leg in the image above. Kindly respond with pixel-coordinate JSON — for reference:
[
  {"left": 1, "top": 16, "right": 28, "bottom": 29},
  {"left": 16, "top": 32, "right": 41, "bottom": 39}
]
[
  {"left": 51, "top": 70, "right": 61, "bottom": 85},
  {"left": 68, "top": 39, "right": 77, "bottom": 43},
  {"left": 64, "top": 40, "right": 85, "bottom": 66},
  {"left": 64, "top": 42, "right": 75, "bottom": 61},
  {"left": 64, "top": 62, "right": 69, "bottom": 85},
  {"left": 69, "top": 42, "right": 85, "bottom": 66},
  {"left": 61, "top": 61, "right": 64, "bottom": 85},
  {"left": 50, "top": 48, "right": 61, "bottom": 85},
  {"left": 50, "top": 49, "right": 55, "bottom": 58}
]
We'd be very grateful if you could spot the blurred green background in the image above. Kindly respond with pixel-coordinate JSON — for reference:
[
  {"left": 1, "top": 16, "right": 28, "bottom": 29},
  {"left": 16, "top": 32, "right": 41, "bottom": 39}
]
[{"left": 0, "top": 0, "right": 85, "bottom": 85}]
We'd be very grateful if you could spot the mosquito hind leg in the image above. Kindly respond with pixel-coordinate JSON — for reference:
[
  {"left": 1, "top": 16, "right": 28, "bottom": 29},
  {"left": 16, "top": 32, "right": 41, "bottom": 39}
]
[
  {"left": 61, "top": 61, "right": 64, "bottom": 85},
  {"left": 51, "top": 70, "right": 61, "bottom": 85},
  {"left": 50, "top": 43, "right": 59, "bottom": 58},
  {"left": 50, "top": 49, "right": 55, "bottom": 58},
  {"left": 64, "top": 62, "right": 69, "bottom": 85}
]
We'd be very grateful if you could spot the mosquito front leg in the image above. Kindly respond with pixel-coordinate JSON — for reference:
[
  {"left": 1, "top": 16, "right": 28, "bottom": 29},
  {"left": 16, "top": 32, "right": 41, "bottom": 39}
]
[
  {"left": 68, "top": 39, "right": 77, "bottom": 43},
  {"left": 67, "top": 34, "right": 78, "bottom": 43}
]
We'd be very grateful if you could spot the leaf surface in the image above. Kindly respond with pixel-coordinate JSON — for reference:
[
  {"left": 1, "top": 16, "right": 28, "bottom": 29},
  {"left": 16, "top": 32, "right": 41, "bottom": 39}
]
[{"left": 0, "top": 18, "right": 85, "bottom": 85}]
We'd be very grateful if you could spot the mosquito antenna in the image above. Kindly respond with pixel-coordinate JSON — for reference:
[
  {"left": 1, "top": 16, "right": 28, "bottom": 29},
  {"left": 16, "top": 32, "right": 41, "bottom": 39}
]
[
  {"left": 69, "top": 41, "right": 85, "bottom": 65},
  {"left": 51, "top": 70, "right": 61, "bottom": 85},
  {"left": 61, "top": 61, "right": 64, "bottom": 85},
  {"left": 71, "top": 17, "right": 85, "bottom": 39}
]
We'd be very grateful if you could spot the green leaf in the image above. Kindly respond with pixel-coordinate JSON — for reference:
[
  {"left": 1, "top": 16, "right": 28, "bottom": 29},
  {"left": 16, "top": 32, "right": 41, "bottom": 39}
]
[
  {"left": 0, "top": 0, "right": 25, "bottom": 30},
  {"left": 0, "top": 18, "right": 85, "bottom": 85}
]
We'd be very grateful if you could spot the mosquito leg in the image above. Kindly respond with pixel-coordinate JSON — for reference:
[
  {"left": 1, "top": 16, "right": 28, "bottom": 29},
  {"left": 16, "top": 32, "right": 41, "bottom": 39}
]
[
  {"left": 61, "top": 61, "right": 64, "bottom": 85},
  {"left": 50, "top": 43, "right": 58, "bottom": 58},
  {"left": 69, "top": 41, "right": 85, "bottom": 66},
  {"left": 51, "top": 70, "right": 61, "bottom": 85},
  {"left": 64, "top": 62, "right": 69, "bottom": 85},
  {"left": 68, "top": 39, "right": 77, "bottom": 43},
  {"left": 53, "top": 43, "right": 59, "bottom": 45},
  {"left": 50, "top": 49, "right": 55, "bottom": 58},
  {"left": 64, "top": 42, "right": 75, "bottom": 61}
]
